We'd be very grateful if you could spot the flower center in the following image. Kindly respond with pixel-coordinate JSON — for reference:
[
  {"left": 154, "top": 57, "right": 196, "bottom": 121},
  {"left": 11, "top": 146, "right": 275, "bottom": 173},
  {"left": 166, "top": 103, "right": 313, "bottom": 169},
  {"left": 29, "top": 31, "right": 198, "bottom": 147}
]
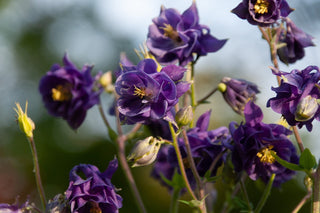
[
  {"left": 88, "top": 201, "right": 102, "bottom": 213},
  {"left": 256, "top": 145, "right": 276, "bottom": 164},
  {"left": 51, "top": 84, "right": 72, "bottom": 101},
  {"left": 133, "top": 85, "right": 147, "bottom": 99},
  {"left": 254, "top": 0, "right": 269, "bottom": 14},
  {"left": 161, "top": 23, "right": 182, "bottom": 43}
]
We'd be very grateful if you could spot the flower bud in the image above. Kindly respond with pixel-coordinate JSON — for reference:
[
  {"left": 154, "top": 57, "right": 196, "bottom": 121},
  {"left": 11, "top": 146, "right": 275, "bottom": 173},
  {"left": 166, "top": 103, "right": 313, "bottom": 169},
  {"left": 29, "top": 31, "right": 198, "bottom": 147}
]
[
  {"left": 99, "top": 71, "right": 114, "bottom": 93},
  {"left": 14, "top": 101, "right": 35, "bottom": 139},
  {"left": 127, "top": 136, "right": 162, "bottom": 167},
  {"left": 295, "top": 95, "right": 319, "bottom": 122},
  {"left": 175, "top": 106, "right": 193, "bottom": 127}
]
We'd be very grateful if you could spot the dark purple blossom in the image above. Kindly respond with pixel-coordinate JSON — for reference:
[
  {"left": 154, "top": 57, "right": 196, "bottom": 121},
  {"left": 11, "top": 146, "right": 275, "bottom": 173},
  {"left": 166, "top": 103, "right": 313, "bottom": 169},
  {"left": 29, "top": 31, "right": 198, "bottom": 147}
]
[
  {"left": 147, "top": 1, "right": 227, "bottom": 66},
  {"left": 65, "top": 159, "right": 122, "bottom": 213},
  {"left": 267, "top": 66, "right": 320, "bottom": 131},
  {"left": 230, "top": 101, "right": 299, "bottom": 186},
  {"left": 277, "top": 18, "right": 315, "bottom": 64},
  {"left": 219, "top": 77, "right": 260, "bottom": 115},
  {"left": 232, "top": 0, "right": 293, "bottom": 26},
  {"left": 39, "top": 54, "right": 101, "bottom": 129},
  {"left": 152, "top": 110, "right": 231, "bottom": 189},
  {"left": 115, "top": 59, "right": 189, "bottom": 124}
]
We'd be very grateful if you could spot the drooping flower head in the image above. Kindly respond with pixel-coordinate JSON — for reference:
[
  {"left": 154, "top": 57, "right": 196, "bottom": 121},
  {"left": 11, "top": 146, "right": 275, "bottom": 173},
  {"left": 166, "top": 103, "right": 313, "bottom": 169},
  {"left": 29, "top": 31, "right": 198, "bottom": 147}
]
[
  {"left": 152, "top": 110, "right": 231, "bottom": 189},
  {"left": 230, "top": 101, "right": 299, "bottom": 186},
  {"left": 267, "top": 66, "right": 320, "bottom": 131},
  {"left": 147, "top": 1, "right": 227, "bottom": 66},
  {"left": 232, "top": 0, "right": 293, "bottom": 26},
  {"left": 115, "top": 58, "right": 189, "bottom": 124},
  {"left": 218, "top": 77, "right": 260, "bottom": 115},
  {"left": 277, "top": 18, "right": 315, "bottom": 64},
  {"left": 65, "top": 159, "right": 122, "bottom": 213},
  {"left": 39, "top": 54, "right": 102, "bottom": 129}
]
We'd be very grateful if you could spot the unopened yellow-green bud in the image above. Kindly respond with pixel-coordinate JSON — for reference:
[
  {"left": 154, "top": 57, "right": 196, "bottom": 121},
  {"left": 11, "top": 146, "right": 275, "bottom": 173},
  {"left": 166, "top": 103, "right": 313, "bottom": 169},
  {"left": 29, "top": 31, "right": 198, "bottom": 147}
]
[
  {"left": 217, "top": 82, "right": 227, "bottom": 93},
  {"left": 175, "top": 106, "right": 193, "bottom": 127},
  {"left": 295, "top": 95, "right": 319, "bottom": 122},
  {"left": 127, "top": 136, "right": 162, "bottom": 167},
  {"left": 99, "top": 71, "right": 114, "bottom": 93},
  {"left": 14, "top": 101, "right": 35, "bottom": 139}
]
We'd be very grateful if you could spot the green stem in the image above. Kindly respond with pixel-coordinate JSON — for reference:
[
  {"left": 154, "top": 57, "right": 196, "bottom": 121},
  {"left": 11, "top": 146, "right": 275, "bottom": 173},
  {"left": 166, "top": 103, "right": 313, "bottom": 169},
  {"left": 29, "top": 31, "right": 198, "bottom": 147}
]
[
  {"left": 240, "top": 178, "right": 253, "bottom": 212},
  {"left": 168, "top": 122, "right": 197, "bottom": 201},
  {"left": 197, "top": 87, "right": 218, "bottom": 105},
  {"left": 292, "top": 189, "right": 311, "bottom": 213},
  {"left": 254, "top": 173, "right": 275, "bottom": 213},
  {"left": 189, "top": 62, "right": 197, "bottom": 128},
  {"left": 170, "top": 188, "right": 181, "bottom": 213},
  {"left": 28, "top": 137, "right": 46, "bottom": 210},
  {"left": 312, "top": 162, "right": 320, "bottom": 213}
]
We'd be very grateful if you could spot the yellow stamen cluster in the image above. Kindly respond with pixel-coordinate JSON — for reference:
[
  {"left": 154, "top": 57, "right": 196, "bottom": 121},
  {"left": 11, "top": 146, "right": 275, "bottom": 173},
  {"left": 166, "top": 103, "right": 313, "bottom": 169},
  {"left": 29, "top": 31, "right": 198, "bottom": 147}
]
[
  {"left": 51, "top": 85, "right": 72, "bottom": 101},
  {"left": 257, "top": 145, "right": 276, "bottom": 164},
  {"left": 133, "top": 85, "right": 146, "bottom": 99},
  {"left": 161, "top": 23, "right": 181, "bottom": 43},
  {"left": 254, "top": 0, "right": 269, "bottom": 14}
]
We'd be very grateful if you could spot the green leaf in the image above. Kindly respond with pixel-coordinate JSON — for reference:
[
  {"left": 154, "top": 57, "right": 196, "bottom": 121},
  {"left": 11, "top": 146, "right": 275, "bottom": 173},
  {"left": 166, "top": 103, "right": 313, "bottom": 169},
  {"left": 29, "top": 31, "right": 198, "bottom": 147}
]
[
  {"left": 159, "top": 170, "right": 185, "bottom": 190},
  {"left": 179, "top": 199, "right": 202, "bottom": 209},
  {"left": 271, "top": 151, "right": 304, "bottom": 171},
  {"left": 108, "top": 127, "right": 118, "bottom": 142},
  {"left": 299, "top": 148, "right": 317, "bottom": 170},
  {"left": 204, "top": 170, "right": 221, "bottom": 182}
]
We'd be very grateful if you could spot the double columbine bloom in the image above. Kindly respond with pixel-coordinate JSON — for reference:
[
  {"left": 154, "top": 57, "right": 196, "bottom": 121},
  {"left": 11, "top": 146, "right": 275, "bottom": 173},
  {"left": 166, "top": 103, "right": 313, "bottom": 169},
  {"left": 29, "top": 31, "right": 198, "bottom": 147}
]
[
  {"left": 232, "top": 0, "right": 293, "bottom": 26},
  {"left": 39, "top": 55, "right": 102, "bottom": 129},
  {"left": 267, "top": 66, "right": 320, "bottom": 131},
  {"left": 115, "top": 58, "right": 189, "bottom": 124},
  {"left": 230, "top": 101, "right": 299, "bottom": 186},
  {"left": 65, "top": 159, "right": 122, "bottom": 213},
  {"left": 147, "top": 1, "right": 227, "bottom": 66}
]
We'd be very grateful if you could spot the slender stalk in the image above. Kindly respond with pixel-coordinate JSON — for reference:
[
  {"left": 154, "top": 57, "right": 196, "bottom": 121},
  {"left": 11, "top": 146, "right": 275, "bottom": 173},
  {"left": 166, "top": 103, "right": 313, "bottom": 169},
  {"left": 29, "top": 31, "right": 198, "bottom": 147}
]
[
  {"left": 254, "top": 174, "right": 275, "bottom": 213},
  {"left": 169, "top": 188, "right": 181, "bottom": 213},
  {"left": 28, "top": 137, "right": 46, "bottom": 210},
  {"left": 189, "top": 62, "right": 197, "bottom": 128},
  {"left": 240, "top": 178, "right": 253, "bottom": 212},
  {"left": 168, "top": 122, "right": 197, "bottom": 201},
  {"left": 293, "top": 126, "right": 305, "bottom": 153},
  {"left": 98, "top": 103, "right": 112, "bottom": 130},
  {"left": 312, "top": 162, "right": 320, "bottom": 213},
  {"left": 197, "top": 87, "right": 218, "bottom": 105},
  {"left": 292, "top": 189, "right": 311, "bottom": 213}
]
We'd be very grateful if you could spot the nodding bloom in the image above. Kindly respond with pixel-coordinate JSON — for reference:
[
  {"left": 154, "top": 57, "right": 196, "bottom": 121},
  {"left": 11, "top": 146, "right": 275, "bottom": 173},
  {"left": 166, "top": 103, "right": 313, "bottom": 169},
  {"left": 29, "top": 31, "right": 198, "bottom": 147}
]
[
  {"left": 277, "top": 18, "right": 315, "bottom": 64},
  {"left": 152, "top": 110, "right": 231, "bottom": 189},
  {"left": 232, "top": 0, "right": 293, "bottom": 27},
  {"left": 218, "top": 77, "right": 260, "bottom": 115},
  {"left": 39, "top": 54, "right": 102, "bottom": 129},
  {"left": 267, "top": 66, "right": 320, "bottom": 131},
  {"left": 147, "top": 1, "right": 227, "bottom": 66},
  {"left": 230, "top": 101, "right": 299, "bottom": 186},
  {"left": 65, "top": 159, "right": 122, "bottom": 213},
  {"left": 115, "top": 58, "right": 189, "bottom": 124}
]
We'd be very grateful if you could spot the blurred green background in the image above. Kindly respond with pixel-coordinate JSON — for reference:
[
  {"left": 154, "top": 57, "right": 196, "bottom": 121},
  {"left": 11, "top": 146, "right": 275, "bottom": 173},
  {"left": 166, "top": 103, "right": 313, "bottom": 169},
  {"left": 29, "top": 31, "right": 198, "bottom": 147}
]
[{"left": 0, "top": 0, "right": 320, "bottom": 212}]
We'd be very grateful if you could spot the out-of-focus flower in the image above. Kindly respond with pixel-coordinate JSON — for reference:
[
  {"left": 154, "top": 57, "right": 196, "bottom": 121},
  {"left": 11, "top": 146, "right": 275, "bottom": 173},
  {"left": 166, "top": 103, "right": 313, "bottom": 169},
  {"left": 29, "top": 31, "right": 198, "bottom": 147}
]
[
  {"left": 100, "top": 71, "right": 114, "bottom": 93},
  {"left": 0, "top": 199, "right": 33, "bottom": 213},
  {"left": 232, "top": 0, "right": 293, "bottom": 26},
  {"left": 230, "top": 101, "right": 299, "bottom": 186},
  {"left": 147, "top": 1, "right": 227, "bottom": 66},
  {"left": 65, "top": 159, "right": 122, "bottom": 213},
  {"left": 277, "top": 18, "right": 315, "bottom": 64},
  {"left": 218, "top": 77, "right": 260, "bottom": 115},
  {"left": 39, "top": 54, "right": 102, "bottom": 129},
  {"left": 267, "top": 66, "right": 320, "bottom": 131},
  {"left": 46, "top": 194, "right": 70, "bottom": 213},
  {"left": 14, "top": 101, "right": 35, "bottom": 139},
  {"left": 115, "top": 58, "right": 189, "bottom": 124},
  {"left": 128, "top": 136, "right": 163, "bottom": 167},
  {"left": 152, "top": 110, "right": 231, "bottom": 189}
]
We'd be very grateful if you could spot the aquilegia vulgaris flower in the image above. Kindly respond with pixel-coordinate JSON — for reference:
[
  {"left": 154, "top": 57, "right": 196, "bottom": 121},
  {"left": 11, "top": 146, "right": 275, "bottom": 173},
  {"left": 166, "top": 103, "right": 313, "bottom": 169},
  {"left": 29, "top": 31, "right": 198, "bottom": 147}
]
[
  {"left": 39, "top": 54, "right": 101, "bottom": 129},
  {"left": 232, "top": 0, "right": 293, "bottom": 26},
  {"left": 277, "top": 18, "right": 315, "bottom": 64},
  {"left": 0, "top": 200, "right": 32, "bottom": 213},
  {"left": 147, "top": 1, "right": 227, "bottom": 66},
  {"left": 65, "top": 159, "right": 122, "bottom": 213},
  {"left": 230, "top": 101, "right": 299, "bottom": 186},
  {"left": 267, "top": 66, "right": 320, "bottom": 131},
  {"left": 115, "top": 58, "right": 189, "bottom": 124}
]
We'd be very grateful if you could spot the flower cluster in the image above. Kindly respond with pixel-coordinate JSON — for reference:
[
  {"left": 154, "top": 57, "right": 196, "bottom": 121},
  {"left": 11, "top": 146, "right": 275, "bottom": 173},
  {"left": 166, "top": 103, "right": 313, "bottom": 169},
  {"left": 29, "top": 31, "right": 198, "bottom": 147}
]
[
  {"left": 267, "top": 66, "right": 320, "bottom": 131},
  {"left": 230, "top": 101, "right": 299, "bottom": 186},
  {"left": 147, "top": 1, "right": 227, "bottom": 66}
]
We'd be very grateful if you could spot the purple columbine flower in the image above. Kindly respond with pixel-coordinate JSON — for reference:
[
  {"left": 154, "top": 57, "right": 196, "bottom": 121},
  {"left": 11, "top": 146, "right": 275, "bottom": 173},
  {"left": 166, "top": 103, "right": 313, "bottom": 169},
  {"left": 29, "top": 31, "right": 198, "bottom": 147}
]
[
  {"left": 65, "top": 159, "right": 122, "bottom": 213},
  {"left": 232, "top": 0, "right": 293, "bottom": 27},
  {"left": 230, "top": 101, "right": 299, "bottom": 186},
  {"left": 115, "top": 58, "right": 190, "bottom": 124},
  {"left": 267, "top": 66, "right": 320, "bottom": 131},
  {"left": 39, "top": 54, "right": 102, "bottom": 129},
  {"left": 147, "top": 1, "right": 227, "bottom": 66},
  {"left": 0, "top": 199, "right": 32, "bottom": 213},
  {"left": 152, "top": 110, "right": 231, "bottom": 189},
  {"left": 277, "top": 18, "right": 315, "bottom": 64},
  {"left": 218, "top": 77, "right": 260, "bottom": 115}
]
